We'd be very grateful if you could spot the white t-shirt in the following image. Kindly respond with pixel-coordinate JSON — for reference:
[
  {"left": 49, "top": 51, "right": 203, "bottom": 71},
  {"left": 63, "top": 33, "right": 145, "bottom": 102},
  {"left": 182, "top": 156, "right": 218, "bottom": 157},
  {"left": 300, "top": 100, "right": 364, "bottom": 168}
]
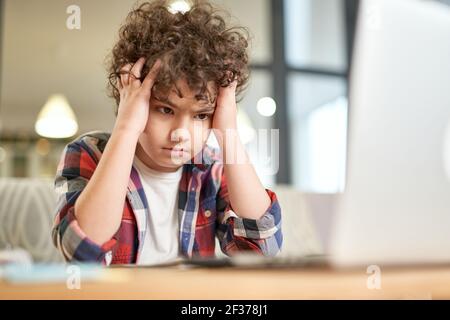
[{"left": 132, "top": 155, "right": 183, "bottom": 265}]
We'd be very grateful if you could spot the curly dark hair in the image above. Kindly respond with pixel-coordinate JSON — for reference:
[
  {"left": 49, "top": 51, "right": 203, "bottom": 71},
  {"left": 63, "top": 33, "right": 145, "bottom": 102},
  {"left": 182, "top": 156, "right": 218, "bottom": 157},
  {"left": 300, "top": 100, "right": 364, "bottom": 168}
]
[{"left": 106, "top": 0, "right": 251, "bottom": 114}]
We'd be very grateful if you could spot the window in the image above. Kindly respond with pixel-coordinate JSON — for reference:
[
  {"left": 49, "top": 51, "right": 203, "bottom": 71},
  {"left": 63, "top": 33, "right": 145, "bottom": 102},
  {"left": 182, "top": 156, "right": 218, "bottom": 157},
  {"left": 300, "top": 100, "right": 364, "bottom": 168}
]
[
  {"left": 288, "top": 74, "right": 347, "bottom": 192},
  {"left": 285, "top": 0, "right": 347, "bottom": 72},
  {"left": 284, "top": 0, "right": 350, "bottom": 193}
]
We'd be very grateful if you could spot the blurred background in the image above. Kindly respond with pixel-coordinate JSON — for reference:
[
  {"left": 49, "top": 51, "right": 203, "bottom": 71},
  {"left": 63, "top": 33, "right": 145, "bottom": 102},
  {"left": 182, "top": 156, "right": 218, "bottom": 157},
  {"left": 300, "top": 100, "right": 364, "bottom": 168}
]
[
  {"left": 0, "top": 0, "right": 449, "bottom": 262},
  {"left": 0, "top": 0, "right": 356, "bottom": 191},
  {"left": 1, "top": 0, "right": 449, "bottom": 188}
]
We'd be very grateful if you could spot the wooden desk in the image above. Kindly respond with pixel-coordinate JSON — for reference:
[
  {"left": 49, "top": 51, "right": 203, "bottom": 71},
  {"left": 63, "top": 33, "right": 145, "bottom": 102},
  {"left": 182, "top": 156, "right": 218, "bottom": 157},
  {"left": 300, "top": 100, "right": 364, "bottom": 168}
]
[{"left": 1, "top": 265, "right": 450, "bottom": 299}]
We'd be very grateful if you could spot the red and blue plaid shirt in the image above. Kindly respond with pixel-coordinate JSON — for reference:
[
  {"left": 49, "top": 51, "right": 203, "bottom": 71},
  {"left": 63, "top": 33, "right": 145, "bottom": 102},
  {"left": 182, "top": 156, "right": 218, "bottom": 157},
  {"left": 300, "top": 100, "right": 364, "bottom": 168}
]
[{"left": 52, "top": 131, "right": 283, "bottom": 265}]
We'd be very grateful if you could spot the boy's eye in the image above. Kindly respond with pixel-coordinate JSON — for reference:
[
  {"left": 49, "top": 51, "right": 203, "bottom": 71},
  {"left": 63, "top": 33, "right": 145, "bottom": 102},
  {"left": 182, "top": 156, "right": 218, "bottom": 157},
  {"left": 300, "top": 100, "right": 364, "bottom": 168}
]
[
  {"left": 194, "top": 114, "right": 212, "bottom": 121},
  {"left": 158, "top": 107, "right": 173, "bottom": 115}
]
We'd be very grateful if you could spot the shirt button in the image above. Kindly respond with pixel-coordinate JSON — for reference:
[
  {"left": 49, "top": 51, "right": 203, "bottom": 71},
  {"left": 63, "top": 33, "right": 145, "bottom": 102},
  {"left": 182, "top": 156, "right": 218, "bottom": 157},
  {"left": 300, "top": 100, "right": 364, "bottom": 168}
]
[{"left": 204, "top": 210, "right": 212, "bottom": 218}]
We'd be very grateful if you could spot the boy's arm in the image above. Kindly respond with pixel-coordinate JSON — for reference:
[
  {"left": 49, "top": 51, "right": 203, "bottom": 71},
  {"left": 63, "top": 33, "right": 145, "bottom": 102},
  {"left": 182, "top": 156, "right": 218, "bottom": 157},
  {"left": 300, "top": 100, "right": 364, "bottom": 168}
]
[
  {"left": 212, "top": 80, "right": 271, "bottom": 220},
  {"left": 72, "top": 58, "right": 160, "bottom": 246},
  {"left": 214, "top": 164, "right": 283, "bottom": 257},
  {"left": 72, "top": 129, "right": 139, "bottom": 245},
  {"left": 52, "top": 58, "right": 161, "bottom": 262},
  {"left": 212, "top": 81, "right": 282, "bottom": 256},
  {"left": 51, "top": 135, "right": 129, "bottom": 263},
  {"left": 213, "top": 137, "right": 283, "bottom": 256},
  {"left": 222, "top": 134, "right": 271, "bottom": 219}
]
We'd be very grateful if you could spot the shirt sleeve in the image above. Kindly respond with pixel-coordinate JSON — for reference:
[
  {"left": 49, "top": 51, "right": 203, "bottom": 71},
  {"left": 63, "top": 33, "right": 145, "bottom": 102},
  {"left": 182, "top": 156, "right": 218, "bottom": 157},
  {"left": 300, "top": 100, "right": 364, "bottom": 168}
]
[
  {"left": 215, "top": 169, "right": 283, "bottom": 257},
  {"left": 51, "top": 140, "right": 117, "bottom": 264}
]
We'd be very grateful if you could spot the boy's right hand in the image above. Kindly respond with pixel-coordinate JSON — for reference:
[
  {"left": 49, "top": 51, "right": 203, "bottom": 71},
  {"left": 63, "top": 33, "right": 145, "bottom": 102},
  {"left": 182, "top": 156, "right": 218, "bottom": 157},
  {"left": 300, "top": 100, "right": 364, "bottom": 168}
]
[{"left": 114, "top": 57, "right": 162, "bottom": 136}]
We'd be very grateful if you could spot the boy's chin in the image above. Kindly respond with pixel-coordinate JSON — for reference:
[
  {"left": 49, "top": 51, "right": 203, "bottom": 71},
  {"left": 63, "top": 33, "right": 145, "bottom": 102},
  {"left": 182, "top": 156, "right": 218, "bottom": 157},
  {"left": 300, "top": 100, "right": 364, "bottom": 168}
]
[
  {"left": 158, "top": 155, "right": 191, "bottom": 168},
  {"left": 150, "top": 159, "right": 185, "bottom": 172}
]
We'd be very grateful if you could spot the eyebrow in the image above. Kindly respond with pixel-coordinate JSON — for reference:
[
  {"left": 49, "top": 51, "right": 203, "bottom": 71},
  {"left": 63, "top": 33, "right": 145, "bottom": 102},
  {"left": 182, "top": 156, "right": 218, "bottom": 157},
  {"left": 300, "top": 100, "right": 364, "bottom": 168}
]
[
  {"left": 154, "top": 96, "right": 215, "bottom": 113},
  {"left": 153, "top": 96, "right": 178, "bottom": 109},
  {"left": 196, "top": 106, "right": 216, "bottom": 113}
]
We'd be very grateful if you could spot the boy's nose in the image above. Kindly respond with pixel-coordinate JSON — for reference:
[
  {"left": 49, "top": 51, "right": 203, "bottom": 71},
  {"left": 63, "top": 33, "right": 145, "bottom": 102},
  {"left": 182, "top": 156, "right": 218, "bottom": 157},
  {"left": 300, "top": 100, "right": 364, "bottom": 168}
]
[{"left": 170, "top": 128, "right": 191, "bottom": 144}]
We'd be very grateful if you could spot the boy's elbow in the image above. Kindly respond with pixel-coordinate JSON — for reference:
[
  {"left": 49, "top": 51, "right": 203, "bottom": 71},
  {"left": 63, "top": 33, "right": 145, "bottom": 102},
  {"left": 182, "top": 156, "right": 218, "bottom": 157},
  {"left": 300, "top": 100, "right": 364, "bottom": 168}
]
[
  {"left": 51, "top": 223, "right": 72, "bottom": 263},
  {"left": 51, "top": 212, "right": 109, "bottom": 265},
  {"left": 261, "top": 229, "right": 283, "bottom": 257}
]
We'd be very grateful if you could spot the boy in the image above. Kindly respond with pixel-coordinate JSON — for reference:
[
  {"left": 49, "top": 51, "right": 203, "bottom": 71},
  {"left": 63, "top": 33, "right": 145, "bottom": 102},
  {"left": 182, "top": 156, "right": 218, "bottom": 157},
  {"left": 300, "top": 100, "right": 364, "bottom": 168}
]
[{"left": 52, "top": 0, "right": 282, "bottom": 265}]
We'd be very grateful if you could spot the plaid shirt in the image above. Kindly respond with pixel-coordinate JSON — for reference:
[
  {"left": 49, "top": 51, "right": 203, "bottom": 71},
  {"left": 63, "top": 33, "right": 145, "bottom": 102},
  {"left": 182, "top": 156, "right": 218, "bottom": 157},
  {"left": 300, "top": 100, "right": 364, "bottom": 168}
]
[{"left": 52, "top": 131, "right": 282, "bottom": 265}]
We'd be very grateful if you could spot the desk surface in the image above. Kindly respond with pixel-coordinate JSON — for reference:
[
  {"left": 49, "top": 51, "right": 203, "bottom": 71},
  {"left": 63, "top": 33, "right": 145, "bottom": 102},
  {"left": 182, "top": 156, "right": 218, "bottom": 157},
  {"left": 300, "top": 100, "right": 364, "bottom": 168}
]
[{"left": 1, "top": 265, "right": 450, "bottom": 299}]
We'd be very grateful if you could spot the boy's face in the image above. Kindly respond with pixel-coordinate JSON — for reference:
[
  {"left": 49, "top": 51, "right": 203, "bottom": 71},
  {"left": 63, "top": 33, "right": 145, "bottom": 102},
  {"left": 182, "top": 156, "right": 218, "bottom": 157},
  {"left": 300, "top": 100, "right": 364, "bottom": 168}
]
[{"left": 136, "top": 78, "right": 216, "bottom": 172}]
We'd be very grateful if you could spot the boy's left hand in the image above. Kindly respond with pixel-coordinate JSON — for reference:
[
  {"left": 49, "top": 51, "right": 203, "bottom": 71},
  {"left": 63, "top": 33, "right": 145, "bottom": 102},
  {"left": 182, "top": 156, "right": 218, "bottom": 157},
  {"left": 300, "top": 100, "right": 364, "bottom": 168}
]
[{"left": 212, "top": 80, "right": 238, "bottom": 134}]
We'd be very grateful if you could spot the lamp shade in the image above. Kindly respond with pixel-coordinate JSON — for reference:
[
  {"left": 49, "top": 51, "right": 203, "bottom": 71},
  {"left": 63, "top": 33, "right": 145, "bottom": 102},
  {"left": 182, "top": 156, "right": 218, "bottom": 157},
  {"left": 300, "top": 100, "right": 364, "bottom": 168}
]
[{"left": 35, "top": 94, "right": 78, "bottom": 139}]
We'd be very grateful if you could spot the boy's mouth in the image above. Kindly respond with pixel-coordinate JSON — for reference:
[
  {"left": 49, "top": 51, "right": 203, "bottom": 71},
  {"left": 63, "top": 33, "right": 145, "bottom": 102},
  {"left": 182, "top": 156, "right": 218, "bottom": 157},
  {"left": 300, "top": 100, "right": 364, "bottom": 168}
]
[
  {"left": 163, "top": 147, "right": 188, "bottom": 152},
  {"left": 162, "top": 147, "right": 190, "bottom": 156}
]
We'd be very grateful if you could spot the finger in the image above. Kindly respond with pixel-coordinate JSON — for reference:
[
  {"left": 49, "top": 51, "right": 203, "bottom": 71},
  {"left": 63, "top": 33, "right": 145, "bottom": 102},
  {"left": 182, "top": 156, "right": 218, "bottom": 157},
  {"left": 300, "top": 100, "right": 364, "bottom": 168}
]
[
  {"left": 229, "top": 80, "right": 238, "bottom": 90},
  {"left": 117, "top": 75, "right": 123, "bottom": 91},
  {"left": 130, "top": 57, "right": 146, "bottom": 79},
  {"left": 120, "top": 63, "right": 133, "bottom": 87},
  {"left": 218, "top": 80, "right": 237, "bottom": 100},
  {"left": 128, "top": 57, "right": 146, "bottom": 89},
  {"left": 215, "top": 81, "right": 237, "bottom": 111},
  {"left": 141, "top": 59, "right": 162, "bottom": 92},
  {"left": 118, "top": 80, "right": 125, "bottom": 102}
]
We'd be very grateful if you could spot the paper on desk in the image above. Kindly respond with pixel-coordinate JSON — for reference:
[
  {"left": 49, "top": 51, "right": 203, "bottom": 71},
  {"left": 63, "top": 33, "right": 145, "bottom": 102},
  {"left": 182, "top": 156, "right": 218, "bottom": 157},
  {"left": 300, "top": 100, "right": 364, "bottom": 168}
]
[
  {"left": 0, "top": 248, "right": 33, "bottom": 266},
  {"left": 0, "top": 263, "right": 129, "bottom": 284}
]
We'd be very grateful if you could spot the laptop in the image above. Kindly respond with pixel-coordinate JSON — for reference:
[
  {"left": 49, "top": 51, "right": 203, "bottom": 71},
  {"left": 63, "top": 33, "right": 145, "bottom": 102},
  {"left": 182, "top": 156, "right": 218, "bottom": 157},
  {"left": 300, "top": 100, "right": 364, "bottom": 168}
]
[
  {"left": 185, "top": 0, "right": 450, "bottom": 269},
  {"left": 329, "top": 0, "right": 450, "bottom": 268}
]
